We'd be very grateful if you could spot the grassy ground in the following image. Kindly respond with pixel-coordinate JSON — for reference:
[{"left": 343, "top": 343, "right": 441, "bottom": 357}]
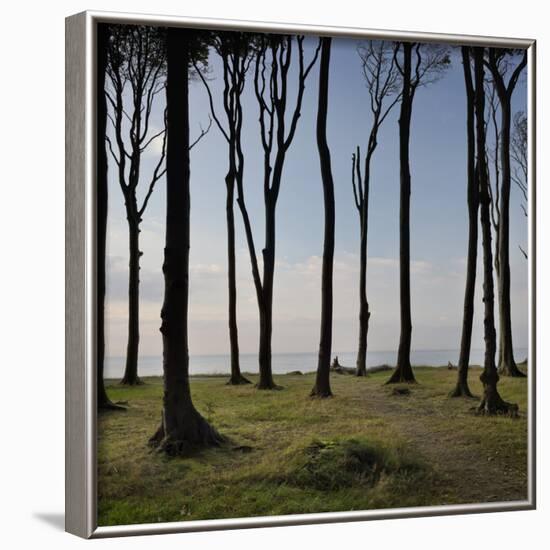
[{"left": 98, "top": 367, "right": 528, "bottom": 526}]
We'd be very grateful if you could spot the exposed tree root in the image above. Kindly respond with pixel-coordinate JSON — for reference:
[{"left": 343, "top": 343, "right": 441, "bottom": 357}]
[
  {"left": 148, "top": 410, "right": 225, "bottom": 457},
  {"left": 498, "top": 363, "right": 527, "bottom": 378},
  {"left": 476, "top": 369, "right": 519, "bottom": 417},
  {"left": 476, "top": 395, "right": 519, "bottom": 418},
  {"left": 385, "top": 365, "right": 417, "bottom": 385},
  {"left": 310, "top": 386, "right": 333, "bottom": 398},
  {"left": 226, "top": 374, "right": 252, "bottom": 386}
]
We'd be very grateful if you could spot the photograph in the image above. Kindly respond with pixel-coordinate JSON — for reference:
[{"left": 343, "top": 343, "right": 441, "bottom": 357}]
[{"left": 94, "top": 20, "right": 530, "bottom": 528}]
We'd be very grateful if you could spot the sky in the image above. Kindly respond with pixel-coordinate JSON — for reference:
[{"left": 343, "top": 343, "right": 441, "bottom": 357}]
[{"left": 104, "top": 33, "right": 528, "bottom": 361}]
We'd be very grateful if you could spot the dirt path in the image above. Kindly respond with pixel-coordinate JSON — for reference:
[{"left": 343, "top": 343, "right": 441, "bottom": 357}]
[{"left": 363, "top": 381, "right": 528, "bottom": 504}]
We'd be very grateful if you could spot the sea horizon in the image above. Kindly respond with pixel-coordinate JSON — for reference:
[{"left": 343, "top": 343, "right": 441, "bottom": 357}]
[{"left": 105, "top": 347, "right": 528, "bottom": 379}]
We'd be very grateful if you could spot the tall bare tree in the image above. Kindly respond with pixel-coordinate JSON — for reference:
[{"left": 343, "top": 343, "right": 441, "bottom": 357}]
[
  {"left": 311, "top": 37, "right": 334, "bottom": 398},
  {"left": 387, "top": 42, "right": 450, "bottom": 384},
  {"left": 235, "top": 34, "right": 320, "bottom": 389},
  {"left": 485, "top": 79, "right": 507, "bottom": 370},
  {"left": 451, "top": 47, "right": 478, "bottom": 398},
  {"left": 97, "top": 24, "right": 124, "bottom": 410},
  {"left": 352, "top": 41, "right": 401, "bottom": 377},
  {"left": 106, "top": 25, "right": 167, "bottom": 385},
  {"left": 194, "top": 32, "right": 254, "bottom": 385},
  {"left": 485, "top": 49, "right": 527, "bottom": 378},
  {"left": 473, "top": 47, "right": 518, "bottom": 416},
  {"left": 149, "top": 28, "right": 223, "bottom": 454}
]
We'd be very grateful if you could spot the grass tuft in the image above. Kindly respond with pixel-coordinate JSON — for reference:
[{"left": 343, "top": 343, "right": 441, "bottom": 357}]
[{"left": 286, "top": 437, "right": 426, "bottom": 491}]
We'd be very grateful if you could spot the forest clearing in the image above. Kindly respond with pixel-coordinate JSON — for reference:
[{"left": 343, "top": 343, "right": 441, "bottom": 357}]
[{"left": 98, "top": 366, "right": 527, "bottom": 526}]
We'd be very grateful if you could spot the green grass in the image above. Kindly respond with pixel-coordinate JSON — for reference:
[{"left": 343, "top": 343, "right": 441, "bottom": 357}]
[{"left": 98, "top": 367, "right": 528, "bottom": 526}]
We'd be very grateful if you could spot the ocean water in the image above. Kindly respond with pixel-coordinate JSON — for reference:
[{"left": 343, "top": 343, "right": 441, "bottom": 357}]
[{"left": 105, "top": 347, "right": 528, "bottom": 379}]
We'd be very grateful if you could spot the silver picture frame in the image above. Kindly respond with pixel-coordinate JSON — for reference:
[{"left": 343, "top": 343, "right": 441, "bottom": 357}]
[{"left": 65, "top": 9, "right": 537, "bottom": 539}]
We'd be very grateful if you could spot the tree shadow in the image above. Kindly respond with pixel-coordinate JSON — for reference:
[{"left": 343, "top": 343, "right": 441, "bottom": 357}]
[{"left": 33, "top": 512, "right": 65, "bottom": 531}]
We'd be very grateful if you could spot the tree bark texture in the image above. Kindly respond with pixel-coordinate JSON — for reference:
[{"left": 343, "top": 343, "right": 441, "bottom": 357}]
[
  {"left": 353, "top": 147, "right": 372, "bottom": 377},
  {"left": 225, "top": 168, "right": 250, "bottom": 385},
  {"left": 388, "top": 42, "right": 416, "bottom": 384},
  {"left": 149, "top": 28, "right": 223, "bottom": 454},
  {"left": 496, "top": 99, "right": 525, "bottom": 378},
  {"left": 257, "top": 200, "right": 277, "bottom": 389},
  {"left": 487, "top": 50, "right": 527, "bottom": 378},
  {"left": 311, "top": 37, "right": 334, "bottom": 398},
  {"left": 120, "top": 216, "right": 142, "bottom": 385},
  {"left": 451, "top": 47, "right": 478, "bottom": 398},
  {"left": 473, "top": 48, "right": 518, "bottom": 416}
]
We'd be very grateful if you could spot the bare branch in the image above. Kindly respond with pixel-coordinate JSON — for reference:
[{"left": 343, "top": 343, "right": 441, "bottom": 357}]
[
  {"left": 138, "top": 109, "right": 167, "bottom": 217},
  {"left": 140, "top": 126, "right": 166, "bottom": 152},
  {"left": 105, "top": 135, "right": 122, "bottom": 169},
  {"left": 193, "top": 60, "right": 230, "bottom": 143},
  {"left": 189, "top": 116, "right": 213, "bottom": 150}
]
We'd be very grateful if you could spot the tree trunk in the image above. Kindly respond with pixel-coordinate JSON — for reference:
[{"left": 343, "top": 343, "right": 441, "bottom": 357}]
[
  {"left": 473, "top": 48, "right": 518, "bottom": 416},
  {"left": 120, "top": 217, "right": 142, "bottom": 385},
  {"left": 311, "top": 37, "right": 334, "bottom": 398},
  {"left": 451, "top": 47, "right": 477, "bottom": 399},
  {"left": 388, "top": 42, "right": 416, "bottom": 385},
  {"left": 354, "top": 147, "right": 373, "bottom": 378},
  {"left": 496, "top": 99, "right": 525, "bottom": 378},
  {"left": 355, "top": 223, "right": 370, "bottom": 377},
  {"left": 149, "top": 28, "right": 223, "bottom": 454},
  {"left": 257, "top": 202, "right": 277, "bottom": 389},
  {"left": 97, "top": 24, "right": 123, "bottom": 410},
  {"left": 225, "top": 173, "right": 250, "bottom": 385}
]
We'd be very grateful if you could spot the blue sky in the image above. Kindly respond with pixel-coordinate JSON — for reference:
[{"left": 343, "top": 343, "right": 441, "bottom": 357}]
[{"left": 104, "top": 34, "right": 528, "bottom": 361}]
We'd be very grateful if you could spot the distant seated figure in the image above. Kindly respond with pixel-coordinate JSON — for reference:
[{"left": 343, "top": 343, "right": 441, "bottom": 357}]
[{"left": 331, "top": 356, "right": 341, "bottom": 369}]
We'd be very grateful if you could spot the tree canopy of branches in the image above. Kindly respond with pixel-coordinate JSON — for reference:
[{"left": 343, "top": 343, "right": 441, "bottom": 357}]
[
  {"left": 105, "top": 24, "right": 168, "bottom": 386},
  {"left": 386, "top": 41, "right": 450, "bottom": 384},
  {"left": 352, "top": 41, "right": 401, "bottom": 377},
  {"left": 234, "top": 33, "right": 321, "bottom": 389},
  {"left": 149, "top": 27, "right": 223, "bottom": 455},
  {"left": 194, "top": 31, "right": 255, "bottom": 385},
  {"left": 451, "top": 46, "right": 478, "bottom": 399},
  {"left": 485, "top": 48, "right": 527, "bottom": 378}
]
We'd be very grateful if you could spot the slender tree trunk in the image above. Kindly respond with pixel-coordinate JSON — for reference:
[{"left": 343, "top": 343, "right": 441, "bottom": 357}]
[
  {"left": 497, "top": 100, "right": 525, "bottom": 378},
  {"left": 120, "top": 217, "right": 142, "bottom": 385},
  {"left": 495, "top": 253, "right": 503, "bottom": 369},
  {"left": 355, "top": 221, "right": 370, "bottom": 376},
  {"left": 311, "top": 37, "right": 334, "bottom": 398},
  {"left": 97, "top": 24, "right": 123, "bottom": 410},
  {"left": 388, "top": 42, "right": 416, "bottom": 384},
  {"left": 257, "top": 202, "right": 277, "bottom": 389},
  {"left": 225, "top": 173, "right": 250, "bottom": 385},
  {"left": 149, "top": 28, "right": 223, "bottom": 454},
  {"left": 355, "top": 151, "right": 372, "bottom": 377},
  {"left": 473, "top": 48, "right": 518, "bottom": 416},
  {"left": 451, "top": 47, "right": 477, "bottom": 398}
]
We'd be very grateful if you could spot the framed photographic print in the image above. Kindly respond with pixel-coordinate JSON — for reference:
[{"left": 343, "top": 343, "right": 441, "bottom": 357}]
[{"left": 65, "top": 10, "right": 536, "bottom": 538}]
